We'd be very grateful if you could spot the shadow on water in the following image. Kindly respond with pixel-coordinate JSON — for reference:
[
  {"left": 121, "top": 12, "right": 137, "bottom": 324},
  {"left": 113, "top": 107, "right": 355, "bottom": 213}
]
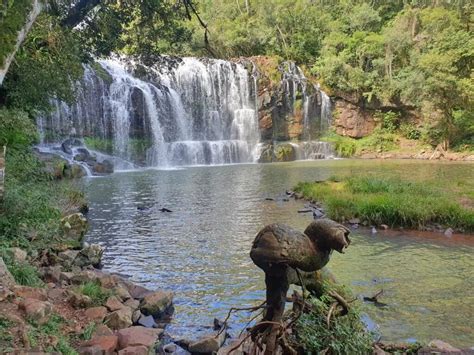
[{"left": 83, "top": 159, "right": 474, "bottom": 347}]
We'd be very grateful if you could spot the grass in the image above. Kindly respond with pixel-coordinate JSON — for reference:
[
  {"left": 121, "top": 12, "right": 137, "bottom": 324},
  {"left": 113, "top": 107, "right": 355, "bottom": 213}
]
[
  {"left": 295, "top": 176, "right": 474, "bottom": 232},
  {"left": 0, "top": 316, "right": 15, "bottom": 351},
  {"left": 28, "top": 314, "right": 77, "bottom": 355},
  {"left": 294, "top": 284, "right": 374, "bottom": 354},
  {"left": 76, "top": 281, "right": 111, "bottom": 306}
]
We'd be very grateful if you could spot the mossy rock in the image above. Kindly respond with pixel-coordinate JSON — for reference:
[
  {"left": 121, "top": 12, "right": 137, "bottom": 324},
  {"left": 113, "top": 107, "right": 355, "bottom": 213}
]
[{"left": 274, "top": 143, "right": 297, "bottom": 162}]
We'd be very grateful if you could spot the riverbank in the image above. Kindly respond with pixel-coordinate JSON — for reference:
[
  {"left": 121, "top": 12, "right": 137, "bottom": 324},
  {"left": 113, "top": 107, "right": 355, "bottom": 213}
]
[{"left": 294, "top": 174, "right": 474, "bottom": 234}]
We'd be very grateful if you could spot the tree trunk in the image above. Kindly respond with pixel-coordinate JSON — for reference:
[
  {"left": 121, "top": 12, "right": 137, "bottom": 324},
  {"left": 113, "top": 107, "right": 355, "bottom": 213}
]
[{"left": 0, "top": 0, "right": 42, "bottom": 86}]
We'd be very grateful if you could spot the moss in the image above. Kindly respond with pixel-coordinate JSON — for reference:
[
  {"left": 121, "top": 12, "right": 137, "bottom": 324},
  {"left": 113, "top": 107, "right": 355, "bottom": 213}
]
[{"left": 0, "top": 0, "right": 33, "bottom": 66}]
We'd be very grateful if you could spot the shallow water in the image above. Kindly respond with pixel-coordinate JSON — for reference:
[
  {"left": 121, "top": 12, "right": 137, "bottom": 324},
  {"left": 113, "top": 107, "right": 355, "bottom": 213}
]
[{"left": 83, "top": 159, "right": 474, "bottom": 347}]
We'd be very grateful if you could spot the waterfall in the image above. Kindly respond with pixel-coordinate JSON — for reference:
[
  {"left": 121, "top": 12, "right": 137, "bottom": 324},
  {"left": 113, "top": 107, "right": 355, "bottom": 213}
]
[{"left": 39, "top": 57, "right": 260, "bottom": 167}]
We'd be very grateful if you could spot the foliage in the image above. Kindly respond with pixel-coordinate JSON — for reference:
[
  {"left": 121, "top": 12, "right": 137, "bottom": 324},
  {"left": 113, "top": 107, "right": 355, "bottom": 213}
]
[
  {"left": 190, "top": 0, "right": 473, "bottom": 148},
  {"left": 295, "top": 176, "right": 474, "bottom": 232},
  {"left": 81, "top": 322, "right": 97, "bottom": 341},
  {"left": 400, "top": 122, "right": 421, "bottom": 140},
  {"left": 0, "top": 0, "right": 32, "bottom": 65},
  {"left": 76, "top": 281, "right": 111, "bottom": 306},
  {"left": 2, "top": 14, "right": 84, "bottom": 113},
  {"left": 0, "top": 108, "right": 38, "bottom": 148},
  {"left": 3, "top": 258, "right": 44, "bottom": 287},
  {"left": 28, "top": 314, "right": 77, "bottom": 354},
  {"left": 0, "top": 316, "right": 14, "bottom": 350},
  {"left": 295, "top": 284, "right": 373, "bottom": 354}
]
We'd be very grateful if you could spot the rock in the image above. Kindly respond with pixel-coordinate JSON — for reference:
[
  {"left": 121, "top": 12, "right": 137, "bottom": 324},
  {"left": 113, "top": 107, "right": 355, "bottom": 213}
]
[
  {"left": 118, "top": 346, "right": 149, "bottom": 355},
  {"left": 444, "top": 228, "right": 453, "bottom": 237},
  {"left": 61, "top": 141, "right": 73, "bottom": 155},
  {"left": 188, "top": 329, "right": 226, "bottom": 354},
  {"left": 124, "top": 298, "right": 140, "bottom": 311},
  {"left": 60, "top": 271, "right": 75, "bottom": 284},
  {"left": 75, "top": 244, "right": 104, "bottom": 268},
  {"left": 333, "top": 100, "right": 377, "bottom": 138},
  {"left": 68, "top": 290, "right": 93, "bottom": 308},
  {"left": 42, "top": 265, "right": 62, "bottom": 283},
  {"left": 163, "top": 343, "right": 177, "bottom": 354},
  {"left": 117, "top": 326, "right": 163, "bottom": 350},
  {"left": 132, "top": 309, "right": 141, "bottom": 324},
  {"left": 104, "top": 307, "right": 133, "bottom": 330},
  {"left": 426, "top": 340, "right": 461, "bottom": 353},
  {"left": 58, "top": 250, "right": 80, "bottom": 267},
  {"left": 4, "top": 247, "right": 27, "bottom": 263},
  {"left": 78, "top": 345, "right": 103, "bottom": 355},
  {"left": 105, "top": 296, "right": 125, "bottom": 312},
  {"left": 93, "top": 160, "right": 114, "bottom": 174},
  {"left": 137, "top": 314, "right": 156, "bottom": 328},
  {"left": 47, "top": 287, "right": 66, "bottom": 299},
  {"left": 20, "top": 298, "right": 53, "bottom": 323},
  {"left": 126, "top": 283, "right": 152, "bottom": 300},
  {"left": 348, "top": 218, "right": 360, "bottom": 224},
  {"left": 380, "top": 224, "right": 389, "bottom": 230},
  {"left": 13, "top": 286, "right": 48, "bottom": 301},
  {"left": 68, "top": 164, "right": 87, "bottom": 179},
  {"left": 99, "top": 275, "right": 117, "bottom": 289},
  {"left": 85, "top": 306, "right": 108, "bottom": 322},
  {"left": 0, "top": 257, "right": 16, "bottom": 288},
  {"left": 0, "top": 285, "right": 13, "bottom": 302},
  {"left": 114, "top": 284, "right": 132, "bottom": 301},
  {"left": 83, "top": 335, "right": 118, "bottom": 354},
  {"left": 273, "top": 143, "right": 297, "bottom": 162},
  {"left": 139, "top": 290, "right": 173, "bottom": 319},
  {"left": 71, "top": 270, "right": 101, "bottom": 284},
  {"left": 61, "top": 213, "right": 88, "bottom": 243},
  {"left": 93, "top": 324, "right": 114, "bottom": 337}
]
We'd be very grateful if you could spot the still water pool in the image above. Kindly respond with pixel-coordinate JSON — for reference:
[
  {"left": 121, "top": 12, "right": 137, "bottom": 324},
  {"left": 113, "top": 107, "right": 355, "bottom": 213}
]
[{"left": 83, "top": 159, "right": 474, "bottom": 347}]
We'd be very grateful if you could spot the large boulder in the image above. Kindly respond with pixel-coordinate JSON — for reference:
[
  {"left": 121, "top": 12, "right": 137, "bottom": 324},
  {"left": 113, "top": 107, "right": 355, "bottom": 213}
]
[
  {"left": 74, "top": 244, "right": 104, "bottom": 268},
  {"left": 85, "top": 306, "right": 108, "bottom": 323},
  {"left": 93, "top": 160, "right": 114, "bottom": 174},
  {"left": 81, "top": 335, "right": 118, "bottom": 354},
  {"left": 139, "top": 290, "right": 173, "bottom": 319},
  {"left": 19, "top": 298, "right": 53, "bottom": 323},
  {"left": 104, "top": 307, "right": 133, "bottom": 330},
  {"left": 273, "top": 143, "right": 297, "bottom": 162},
  {"left": 189, "top": 328, "right": 227, "bottom": 354},
  {"left": 116, "top": 326, "right": 163, "bottom": 350}
]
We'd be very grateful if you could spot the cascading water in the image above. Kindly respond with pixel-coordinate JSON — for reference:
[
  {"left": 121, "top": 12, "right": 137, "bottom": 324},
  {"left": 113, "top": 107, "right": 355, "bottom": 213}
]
[{"left": 38, "top": 57, "right": 260, "bottom": 167}]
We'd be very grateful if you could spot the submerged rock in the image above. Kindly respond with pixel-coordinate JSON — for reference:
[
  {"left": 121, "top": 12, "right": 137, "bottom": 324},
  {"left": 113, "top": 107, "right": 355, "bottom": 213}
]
[{"left": 93, "top": 160, "right": 114, "bottom": 174}]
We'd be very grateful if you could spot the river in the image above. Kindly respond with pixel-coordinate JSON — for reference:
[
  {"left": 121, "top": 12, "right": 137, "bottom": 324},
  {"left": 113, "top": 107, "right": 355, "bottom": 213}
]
[{"left": 83, "top": 159, "right": 474, "bottom": 347}]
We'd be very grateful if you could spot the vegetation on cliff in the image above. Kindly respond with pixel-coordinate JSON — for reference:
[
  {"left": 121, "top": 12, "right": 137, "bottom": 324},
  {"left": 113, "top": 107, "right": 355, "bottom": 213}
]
[{"left": 191, "top": 0, "right": 473, "bottom": 150}]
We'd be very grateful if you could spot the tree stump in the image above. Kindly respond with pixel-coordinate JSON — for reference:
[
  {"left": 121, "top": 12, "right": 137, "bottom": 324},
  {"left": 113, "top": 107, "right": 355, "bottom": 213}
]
[{"left": 250, "top": 218, "right": 350, "bottom": 354}]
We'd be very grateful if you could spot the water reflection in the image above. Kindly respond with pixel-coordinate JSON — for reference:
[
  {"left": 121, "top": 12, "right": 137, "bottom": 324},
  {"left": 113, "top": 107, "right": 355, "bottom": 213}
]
[{"left": 84, "top": 160, "right": 474, "bottom": 347}]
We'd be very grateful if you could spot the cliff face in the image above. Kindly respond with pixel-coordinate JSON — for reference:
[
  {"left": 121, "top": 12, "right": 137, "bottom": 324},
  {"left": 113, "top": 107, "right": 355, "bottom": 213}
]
[{"left": 248, "top": 56, "right": 330, "bottom": 143}]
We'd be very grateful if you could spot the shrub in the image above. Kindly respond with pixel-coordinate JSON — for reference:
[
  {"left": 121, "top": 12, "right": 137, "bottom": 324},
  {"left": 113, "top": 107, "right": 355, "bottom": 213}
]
[
  {"left": 0, "top": 109, "right": 38, "bottom": 149},
  {"left": 295, "top": 285, "right": 373, "bottom": 354},
  {"left": 400, "top": 123, "right": 421, "bottom": 140}
]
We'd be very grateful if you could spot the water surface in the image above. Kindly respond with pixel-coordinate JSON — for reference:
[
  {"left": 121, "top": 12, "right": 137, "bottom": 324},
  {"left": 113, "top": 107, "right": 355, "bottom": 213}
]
[{"left": 83, "top": 159, "right": 474, "bottom": 347}]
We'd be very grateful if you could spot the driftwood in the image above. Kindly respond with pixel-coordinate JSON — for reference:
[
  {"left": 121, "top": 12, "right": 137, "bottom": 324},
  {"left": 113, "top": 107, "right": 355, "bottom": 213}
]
[{"left": 249, "top": 219, "right": 350, "bottom": 354}]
